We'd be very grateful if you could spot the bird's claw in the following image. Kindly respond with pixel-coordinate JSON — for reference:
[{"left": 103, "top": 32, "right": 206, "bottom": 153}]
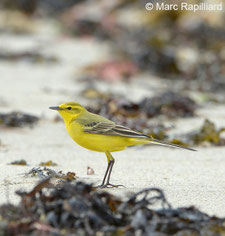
[{"left": 96, "top": 183, "right": 125, "bottom": 188}]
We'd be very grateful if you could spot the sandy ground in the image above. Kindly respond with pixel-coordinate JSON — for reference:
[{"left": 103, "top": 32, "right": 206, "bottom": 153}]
[{"left": 1, "top": 31, "right": 225, "bottom": 217}]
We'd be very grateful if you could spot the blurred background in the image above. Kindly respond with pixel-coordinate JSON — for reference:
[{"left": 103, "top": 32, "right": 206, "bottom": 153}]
[
  {"left": 0, "top": 0, "right": 225, "bottom": 146},
  {"left": 0, "top": 0, "right": 225, "bottom": 217}
]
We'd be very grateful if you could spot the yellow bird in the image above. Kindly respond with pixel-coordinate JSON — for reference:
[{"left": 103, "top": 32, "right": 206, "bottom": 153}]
[{"left": 49, "top": 102, "right": 195, "bottom": 188}]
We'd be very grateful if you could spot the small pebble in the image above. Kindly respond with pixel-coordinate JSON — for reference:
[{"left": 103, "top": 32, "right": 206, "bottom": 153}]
[{"left": 87, "top": 166, "right": 95, "bottom": 175}]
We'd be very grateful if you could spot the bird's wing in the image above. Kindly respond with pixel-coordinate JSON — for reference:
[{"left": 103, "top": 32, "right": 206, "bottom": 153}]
[
  {"left": 83, "top": 121, "right": 196, "bottom": 151},
  {"left": 84, "top": 122, "right": 149, "bottom": 138}
]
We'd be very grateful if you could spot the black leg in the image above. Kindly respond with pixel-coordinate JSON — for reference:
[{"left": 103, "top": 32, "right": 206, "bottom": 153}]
[
  {"left": 97, "top": 151, "right": 125, "bottom": 188},
  {"left": 106, "top": 159, "right": 114, "bottom": 184},
  {"left": 96, "top": 160, "right": 112, "bottom": 188}
]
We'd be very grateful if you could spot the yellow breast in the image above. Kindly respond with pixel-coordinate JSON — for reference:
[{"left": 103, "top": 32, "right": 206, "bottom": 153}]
[{"left": 66, "top": 122, "right": 129, "bottom": 152}]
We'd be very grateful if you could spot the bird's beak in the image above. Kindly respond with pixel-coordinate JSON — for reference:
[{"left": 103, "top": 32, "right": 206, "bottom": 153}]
[{"left": 49, "top": 106, "right": 62, "bottom": 111}]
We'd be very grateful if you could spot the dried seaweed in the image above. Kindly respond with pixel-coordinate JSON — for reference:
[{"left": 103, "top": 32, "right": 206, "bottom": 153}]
[
  {"left": 140, "top": 92, "right": 196, "bottom": 118},
  {"left": 0, "top": 51, "right": 59, "bottom": 64},
  {"left": 110, "top": 6, "right": 225, "bottom": 92},
  {"left": 39, "top": 160, "right": 57, "bottom": 167},
  {"left": 26, "top": 167, "right": 76, "bottom": 181},
  {"left": 0, "top": 112, "right": 39, "bottom": 128},
  {"left": 65, "top": 1, "right": 225, "bottom": 92},
  {"left": 88, "top": 91, "right": 196, "bottom": 119},
  {"left": 0, "top": 180, "right": 225, "bottom": 235},
  {"left": 9, "top": 159, "right": 28, "bottom": 166},
  {"left": 190, "top": 119, "right": 225, "bottom": 146}
]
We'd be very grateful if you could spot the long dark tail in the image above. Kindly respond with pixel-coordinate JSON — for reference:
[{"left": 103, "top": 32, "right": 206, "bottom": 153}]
[{"left": 145, "top": 138, "right": 197, "bottom": 151}]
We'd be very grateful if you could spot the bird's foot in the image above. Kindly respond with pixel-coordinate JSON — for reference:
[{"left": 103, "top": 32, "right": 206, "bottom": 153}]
[{"left": 96, "top": 183, "right": 125, "bottom": 189}]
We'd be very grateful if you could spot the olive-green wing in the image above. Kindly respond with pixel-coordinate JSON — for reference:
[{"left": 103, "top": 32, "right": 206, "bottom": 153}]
[
  {"left": 83, "top": 121, "right": 149, "bottom": 138},
  {"left": 83, "top": 121, "right": 196, "bottom": 151}
]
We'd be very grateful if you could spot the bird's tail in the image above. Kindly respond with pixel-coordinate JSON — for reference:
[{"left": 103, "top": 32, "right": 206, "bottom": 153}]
[{"left": 138, "top": 137, "right": 196, "bottom": 151}]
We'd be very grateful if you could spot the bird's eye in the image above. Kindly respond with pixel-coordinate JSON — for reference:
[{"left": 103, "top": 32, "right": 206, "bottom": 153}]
[{"left": 67, "top": 107, "right": 72, "bottom": 110}]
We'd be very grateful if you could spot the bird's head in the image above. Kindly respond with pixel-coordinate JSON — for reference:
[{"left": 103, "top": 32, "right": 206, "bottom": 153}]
[{"left": 49, "top": 102, "right": 86, "bottom": 122}]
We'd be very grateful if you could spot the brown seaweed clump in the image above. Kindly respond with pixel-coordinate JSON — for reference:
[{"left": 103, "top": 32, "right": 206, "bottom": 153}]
[
  {"left": 9, "top": 159, "right": 28, "bottom": 166},
  {"left": 26, "top": 167, "right": 76, "bottom": 181},
  {"left": 0, "top": 51, "right": 59, "bottom": 64},
  {"left": 87, "top": 91, "right": 196, "bottom": 120},
  {"left": 0, "top": 180, "right": 224, "bottom": 235},
  {"left": 191, "top": 119, "right": 225, "bottom": 146},
  {"left": 39, "top": 160, "right": 58, "bottom": 167},
  {"left": 140, "top": 91, "right": 196, "bottom": 118},
  {"left": 0, "top": 112, "right": 39, "bottom": 128}
]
